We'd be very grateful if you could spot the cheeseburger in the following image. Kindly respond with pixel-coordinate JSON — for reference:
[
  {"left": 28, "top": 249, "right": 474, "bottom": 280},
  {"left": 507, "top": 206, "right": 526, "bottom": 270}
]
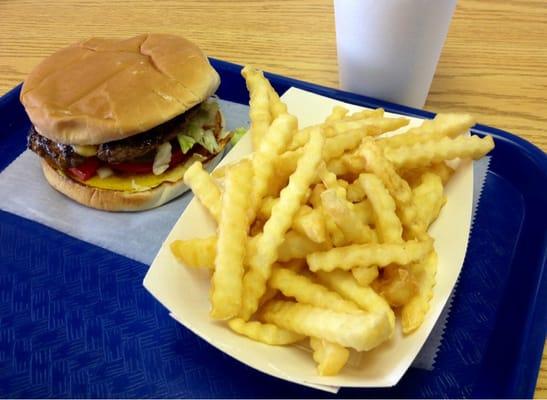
[{"left": 21, "top": 33, "right": 230, "bottom": 211}]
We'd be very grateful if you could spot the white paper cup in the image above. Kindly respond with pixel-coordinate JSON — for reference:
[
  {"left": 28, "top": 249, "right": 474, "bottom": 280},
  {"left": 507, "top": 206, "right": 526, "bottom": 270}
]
[{"left": 334, "top": 0, "right": 457, "bottom": 108}]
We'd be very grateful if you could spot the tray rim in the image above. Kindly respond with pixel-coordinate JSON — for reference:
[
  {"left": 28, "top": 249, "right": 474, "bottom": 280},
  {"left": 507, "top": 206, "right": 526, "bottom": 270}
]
[{"left": 1, "top": 58, "right": 545, "bottom": 397}]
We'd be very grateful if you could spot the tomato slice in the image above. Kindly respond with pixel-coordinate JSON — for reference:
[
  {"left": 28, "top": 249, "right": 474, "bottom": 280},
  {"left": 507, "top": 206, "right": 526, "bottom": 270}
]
[
  {"left": 169, "top": 149, "right": 186, "bottom": 167},
  {"left": 66, "top": 147, "right": 189, "bottom": 180},
  {"left": 67, "top": 157, "right": 101, "bottom": 181}
]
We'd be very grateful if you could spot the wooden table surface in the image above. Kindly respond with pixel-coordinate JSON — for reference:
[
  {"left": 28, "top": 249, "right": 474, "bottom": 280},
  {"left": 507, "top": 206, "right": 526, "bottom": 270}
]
[{"left": 0, "top": 0, "right": 545, "bottom": 397}]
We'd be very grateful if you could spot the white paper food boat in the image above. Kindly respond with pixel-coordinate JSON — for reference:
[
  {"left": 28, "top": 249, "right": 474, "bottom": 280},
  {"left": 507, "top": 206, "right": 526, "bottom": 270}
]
[{"left": 144, "top": 88, "right": 473, "bottom": 392}]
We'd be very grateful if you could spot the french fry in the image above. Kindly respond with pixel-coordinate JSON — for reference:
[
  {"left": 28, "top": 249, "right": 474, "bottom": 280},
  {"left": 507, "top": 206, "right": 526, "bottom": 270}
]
[
  {"left": 307, "top": 240, "right": 433, "bottom": 272},
  {"left": 228, "top": 318, "right": 305, "bottom": 345},
  {"left": 352, "top": 266, "right": 379, "bottom": 287},
  {"left": 326, "top": 152, "right": 367, "bottom": 178},
  {"left": 308, "top": 187, "right": 347, "bottom": 247},
  {"left": 377, "top": 113, "right": 475, "bottom": 149},
  {"left": 288, "top": 116, "right": 408, "bottom": 151},
  {"left": 308, "top": 183, "right": 326, "bottom": 209},
  {"left": 384, "top": 135, "right": 495, "bottom": 169},
  {"left": 258, "top": 201, "right": 327, "bottom": 244},
  {"left": 325, "top": 106, "right": 349, "bottom": 123},
  {"left": 183, "top": 161, "right": 222, "bottom": 221},
  {"left": 345, "top": 108, "right": 384, "bottom": 121},
  {"left": 346, "top": 180, "right": 366, "bottom": 202},
  {"left": 372, "top": 265, "right": 418, "bottom": 307},
  {"left": 210, "top": 160, "right": 253, "bottom": 320},
  {"left": 270, "top": 148, "right": 302, "bottom": 192},
  {"left": 280, "top": 258, "right": 308, "bottom": 272},
  {"left": 412, "top": 173, "right": 446, "bottom": 228},
  {"left": 361, "top": 140, "right": 412, "bottom": 204},
  {"left": 265, "top": 80, "right": 288, "bottom": 118},
  {"left": 401, "top": 251, "right": 438, "bottom": 333},
  {"left": 323, "top": 130, "right": 367, "bottom": 160},
  {"left": 242, "top": 66, "right": 272, "bottom": 149},
  {"left": 269, "top": 267, "right": 361, "bottom": 313},
  {"left": 425, "top": 162, "right": 455, "bottom": 184},
  {"left": 171, "top": 230, "right": 327, "bottom": 270},
  {"left": 322, "top": 208, "right": 347, "bottom": 247},
  {"left": 315, "top": 269, "right": 394, "bottom": 329},
  {"left": 259, "top": 287, "right": 279, "bottom": 307},
  {"left": 331, "top": 117, "right": 409, "bottom": 138},
  {"left": 256, "top": 196, "right": 278, "bottom": 220},
  {"left": 360, "top": 140, "right": 425, "bottom": 240},
  {"left": 358, "top": 173, "right": 403, "bottom": 243},
  {"left": 260, "top": 300, "right": 391, "bottom": 351},
  {"left": 352, "top": 200, "right": 374, "bottom": 226},
  {"left": 320, "top": 189, "right": 375, "bottom": 244},
  {"left": 318, "top": 163, "right": 347, "bottom": 198},
  {"left": 186, "top": 231, "right": 328, "bottom": 268},
  {"left": 310, "top": 338, "right": 350, "bottom": 376},
  {"left": 291, "top": 206, "right": 327, "bottom": 243},
  {"left": 171, "top": 237, "right": 216, "bottom": 269},
  {"left": 241, "top": 129, "right": 325, "bottom": 319},
  {"left": 251, "top": 114, "right": 298, "bottom": 218},
  {"left": 401, "top": 162, "right": 455, "bottom": 187}
]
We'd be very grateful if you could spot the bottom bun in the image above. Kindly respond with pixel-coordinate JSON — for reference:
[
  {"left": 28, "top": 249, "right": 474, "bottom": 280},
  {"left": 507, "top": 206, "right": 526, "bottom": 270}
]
[{"left": 42, "top": 160, "right": 192, "bottom": 212}]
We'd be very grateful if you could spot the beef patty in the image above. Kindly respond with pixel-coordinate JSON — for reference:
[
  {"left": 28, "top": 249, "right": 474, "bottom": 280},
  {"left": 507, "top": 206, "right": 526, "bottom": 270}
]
[{"left": 28, "top": 104, "right": 223, "bottom": 171}]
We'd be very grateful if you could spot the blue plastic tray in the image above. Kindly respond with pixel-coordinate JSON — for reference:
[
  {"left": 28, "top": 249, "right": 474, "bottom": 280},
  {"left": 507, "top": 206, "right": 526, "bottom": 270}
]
[{"left": 1, "top": 58, "right": 545, "bottom": 398}]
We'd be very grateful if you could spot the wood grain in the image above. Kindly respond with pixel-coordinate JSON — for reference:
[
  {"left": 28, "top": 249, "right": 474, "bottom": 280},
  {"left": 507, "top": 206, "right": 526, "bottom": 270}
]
[{"left": 0, "top": 0, "right": 545, "bottom": 396}]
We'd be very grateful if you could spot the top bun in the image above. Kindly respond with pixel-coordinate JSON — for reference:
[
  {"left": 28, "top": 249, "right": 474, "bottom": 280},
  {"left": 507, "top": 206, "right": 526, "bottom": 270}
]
[{"left": 20, "top": 34, "right": 220, "bottom": 145}]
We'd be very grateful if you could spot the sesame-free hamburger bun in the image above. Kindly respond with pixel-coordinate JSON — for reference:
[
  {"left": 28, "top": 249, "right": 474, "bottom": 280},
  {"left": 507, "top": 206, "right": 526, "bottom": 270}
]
[{"left": 22, "top": 34, "right": 229, "bottom": 211}]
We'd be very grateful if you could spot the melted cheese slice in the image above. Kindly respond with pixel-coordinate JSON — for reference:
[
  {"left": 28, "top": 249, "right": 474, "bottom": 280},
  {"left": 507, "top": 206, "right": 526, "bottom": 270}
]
[{"left": 78, "top": 154, "right": 205, "bottom": 192}]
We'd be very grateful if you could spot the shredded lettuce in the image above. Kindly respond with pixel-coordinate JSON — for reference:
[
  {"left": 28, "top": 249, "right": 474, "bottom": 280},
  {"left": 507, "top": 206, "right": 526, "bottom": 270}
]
[
  {"left": 187, "top": 124, "right": 221, "bottom": 154},
  {"left": 177, "top": 133, "right": 197, "bottom": 154},
  {"left": 230, "top": 127, "right": 248, "bottom": 145},
  {"left": 174, "top": 100, "right": 223, "bottom": 155},
  {"left": 199, "top": 130, "right": 222, "bottom": 154}
]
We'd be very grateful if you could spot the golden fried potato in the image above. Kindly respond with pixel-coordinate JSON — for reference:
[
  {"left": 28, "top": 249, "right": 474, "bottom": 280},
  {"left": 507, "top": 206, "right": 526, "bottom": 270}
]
[
  {"left": 412, "top": 173, "right": 446, "bottom": 228},
  {"left": 315, "top": 269, "right": 395, "bottom": 330},
  {"left": 307, "top": 240, "right": 433, "bottom": 272},
  {"left": 260, "top": 300, "right": 391, "bottom": 351},
  {"left": 401, "top": 251, "right": 438, "bottom": 333},
  {"left": 251, "top": 114, "right": 297, "bottom": 219},
  {"left": 228, "top": 318, "right": 304, "bottom": 345},
  {"left": 292, "top": 206, "right": 327, "bottom": 243},
  {"left": 277, "top": 230, "right": 330, "bottom": 262},
  {"left": 241, "top": 66, "right": 272, "bottom": 149},
  {"left": 373, "top": 265, "right": 418, "bottom": 308},
  {"left": 310, "top": 338, "right": 350, "bottom": 376},
  {"left": 269, "top": 267, "right": 361, "bottom": 313},
  {"left": 352, "top": 265, "right": 379, "bottom": 287},
  {"left": 377, "top": 113, "right": 475, "bottom": 149},
  {"left": 241, "top": 129, "right": 325, "bottom": 319},
  {"left": 210, "top": 160, "right": 253, "bottom": 320},
  {"left": 384, "top": 135, "right": 495, "bottom": 169},
  {"left": 325, "top": 105, "right": 349, "bottom": 123},
  {"left": 358, "top": 173, "right": 403, "bottom": 243},
  {"left": 320, "top": 189, "right": 375, "bottom": 244},
  {"left": 183, "top": 161, "right": 222, "bottom": 221},
  {"left": 171, "top": 237, "right": 216, "bottom": 269}
]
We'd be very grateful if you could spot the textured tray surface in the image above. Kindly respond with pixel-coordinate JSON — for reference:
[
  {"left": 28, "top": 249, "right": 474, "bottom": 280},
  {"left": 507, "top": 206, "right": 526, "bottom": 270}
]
[{"left": 1, "top": 59, "right": 545, "bottom": 398}]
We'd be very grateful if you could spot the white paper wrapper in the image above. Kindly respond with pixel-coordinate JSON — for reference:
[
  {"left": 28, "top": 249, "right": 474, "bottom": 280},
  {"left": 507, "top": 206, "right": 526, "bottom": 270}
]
[
  {"left": 143, "top": 88, "right": 474, "bottom": 390},
  {"left": 0, "top": 100, "right": 249, "bottom": 265}
]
